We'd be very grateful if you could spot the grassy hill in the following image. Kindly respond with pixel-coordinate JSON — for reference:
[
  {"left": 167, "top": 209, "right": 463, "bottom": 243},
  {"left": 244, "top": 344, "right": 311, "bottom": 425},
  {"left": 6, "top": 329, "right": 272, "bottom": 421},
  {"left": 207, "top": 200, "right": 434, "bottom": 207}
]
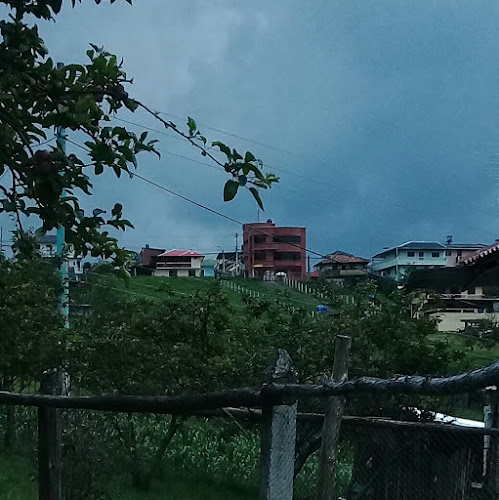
[{"left": 83, "top": 274, "right": 321, "bottom": 312}]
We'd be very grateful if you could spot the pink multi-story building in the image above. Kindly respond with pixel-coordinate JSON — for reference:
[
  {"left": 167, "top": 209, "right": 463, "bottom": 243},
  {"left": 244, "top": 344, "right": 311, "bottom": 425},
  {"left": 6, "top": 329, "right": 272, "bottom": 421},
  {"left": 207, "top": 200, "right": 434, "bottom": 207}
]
[{"left": 242, "top": 221, "right": 306, "bottom": 281}]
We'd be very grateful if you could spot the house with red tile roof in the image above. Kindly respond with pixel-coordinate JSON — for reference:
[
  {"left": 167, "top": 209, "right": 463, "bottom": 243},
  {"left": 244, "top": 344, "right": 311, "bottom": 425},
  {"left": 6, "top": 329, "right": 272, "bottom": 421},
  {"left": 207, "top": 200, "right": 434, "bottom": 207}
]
[
  {"left": 153, "top": 249, "right": 205, "bottom": 277},
  {"left": 314, "top": 251, "right": 369, "bottom": 285}
]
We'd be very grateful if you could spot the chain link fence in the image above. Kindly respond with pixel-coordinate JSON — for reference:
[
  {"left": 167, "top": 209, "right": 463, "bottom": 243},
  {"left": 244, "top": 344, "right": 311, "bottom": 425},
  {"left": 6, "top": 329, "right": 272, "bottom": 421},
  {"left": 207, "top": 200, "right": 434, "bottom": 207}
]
[{"left": 1, "top": 358, "right": 499, "bottom": 499}]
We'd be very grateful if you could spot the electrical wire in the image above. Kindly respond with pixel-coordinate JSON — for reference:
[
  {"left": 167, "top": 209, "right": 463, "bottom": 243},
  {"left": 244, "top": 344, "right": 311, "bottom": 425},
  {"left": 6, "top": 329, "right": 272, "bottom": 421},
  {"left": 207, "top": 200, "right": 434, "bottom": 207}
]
[
  {"left": 113, "top": 114, "right": 496, "bottom": 237},
  {"left": 63, "top": 136, "right": 326, "bottom": 258}
]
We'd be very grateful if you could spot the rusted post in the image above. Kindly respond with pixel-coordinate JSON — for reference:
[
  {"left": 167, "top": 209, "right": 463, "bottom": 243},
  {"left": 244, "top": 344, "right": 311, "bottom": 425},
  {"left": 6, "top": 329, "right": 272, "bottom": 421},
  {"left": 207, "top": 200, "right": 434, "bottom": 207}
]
[
  {"left": 260, "top": 349, "right": 298, "bottom": 500},
  {"left": 316, "top": 335, "right": 351, "bottom": 500},
  {"left": 38, "top": 369, "right": 68, "bottom": 500}
]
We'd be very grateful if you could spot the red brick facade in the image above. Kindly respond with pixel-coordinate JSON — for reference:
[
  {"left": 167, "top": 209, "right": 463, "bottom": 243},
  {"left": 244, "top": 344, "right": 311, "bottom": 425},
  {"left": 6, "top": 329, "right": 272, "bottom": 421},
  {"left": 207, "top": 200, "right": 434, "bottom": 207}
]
[{"left": 242, "top": 222, "right": 306, "bottom": 280}]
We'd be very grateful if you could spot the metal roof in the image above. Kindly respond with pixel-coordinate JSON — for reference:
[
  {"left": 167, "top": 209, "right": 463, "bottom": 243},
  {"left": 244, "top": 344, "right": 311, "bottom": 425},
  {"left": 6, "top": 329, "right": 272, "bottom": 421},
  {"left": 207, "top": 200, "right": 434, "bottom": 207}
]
[
  {"left": 461, "top": 241, "right": 499, "bottom": 265},
  {"left": 36, "top": 234, "right": 57, "bottom": 244},
  {"left": 445, "top": 243, "right": 486, "bottom": 250},
  {"left": 315, "top": 250, "right": 369, "bottom": 267},
  {"left": 373, "top": 241, "right": 445, "bottom": 257},
  {"left": 374, "top": 241, "right": 487, "bottom": 258},
  {"left": 157, "top": 249, "right": 204, "bottom": 258}
]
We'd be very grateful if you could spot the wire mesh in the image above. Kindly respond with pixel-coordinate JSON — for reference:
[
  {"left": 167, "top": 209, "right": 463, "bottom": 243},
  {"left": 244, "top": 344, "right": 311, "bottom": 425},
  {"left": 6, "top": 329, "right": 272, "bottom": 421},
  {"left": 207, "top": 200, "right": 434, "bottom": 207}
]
[{"left": 1, "top": 386, "right": 498, "bottom": 499}]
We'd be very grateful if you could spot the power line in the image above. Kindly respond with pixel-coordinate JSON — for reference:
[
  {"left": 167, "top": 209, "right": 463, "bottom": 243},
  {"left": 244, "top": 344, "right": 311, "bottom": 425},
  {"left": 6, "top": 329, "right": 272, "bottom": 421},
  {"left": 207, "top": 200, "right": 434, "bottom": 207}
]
[
  {"left": 64, "top": 137, "right": 326, "bottom": 258},
  {"left": 155, "top": 111, "right": 300, "bottom": 158},
  {"left": 113, "top": 114, "right": 496, "bottom": 237}
]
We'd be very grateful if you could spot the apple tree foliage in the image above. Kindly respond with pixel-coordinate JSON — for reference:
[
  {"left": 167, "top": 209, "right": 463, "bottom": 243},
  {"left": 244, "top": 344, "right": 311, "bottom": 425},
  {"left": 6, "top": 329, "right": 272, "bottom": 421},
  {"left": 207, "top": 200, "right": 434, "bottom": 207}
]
[{"left": 0, "top": 0, "right": 278, "bottom": 267}]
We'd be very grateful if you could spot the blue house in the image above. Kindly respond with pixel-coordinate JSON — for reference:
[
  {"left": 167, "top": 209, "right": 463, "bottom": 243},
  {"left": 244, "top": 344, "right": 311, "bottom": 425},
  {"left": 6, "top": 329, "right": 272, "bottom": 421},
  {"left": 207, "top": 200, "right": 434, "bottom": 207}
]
[
  {"left": 371, "top": 241, "right": 486, "bottom": 281},
  {"left": 371, "top": 241, "right": 463, "bottom": 281},
  {"left": 201, "top": 259, "right": 216, "bottom": 277}
]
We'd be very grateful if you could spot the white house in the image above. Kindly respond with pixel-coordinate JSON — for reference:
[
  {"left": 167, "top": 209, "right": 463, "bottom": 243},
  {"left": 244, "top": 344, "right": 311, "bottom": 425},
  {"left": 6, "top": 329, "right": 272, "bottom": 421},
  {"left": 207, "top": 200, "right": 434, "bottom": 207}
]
[
  {"left": 36, "top": 232, "right": 83, "bottom": 281},
  {"left": 153, "top": 249, "right": 205, "bottom": 277}
]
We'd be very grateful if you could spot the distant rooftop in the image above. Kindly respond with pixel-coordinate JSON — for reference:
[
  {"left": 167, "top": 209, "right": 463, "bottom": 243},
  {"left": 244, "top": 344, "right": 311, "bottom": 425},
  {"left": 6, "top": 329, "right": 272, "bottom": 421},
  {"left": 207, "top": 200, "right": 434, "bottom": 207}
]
[
  {"left": 217, "top": 251, "right": 237, "bottom": 260},
  {"left": 37, "top": 235, "right": 57, "bottom": 244},
  {"left": 315, "top": 251, "right": 369, "bottom": 267},
  {"left": 157, "top": 249, "right": 204, "bottom": 258},
  {"left": 373, "top": 241, "right": 485, "bottom": 258},
  {"left": 461, "top": 241, "right": 499, "bottom": 265},
  {"left": 445, "top": 243, "right": 486, "bottom": 250}
]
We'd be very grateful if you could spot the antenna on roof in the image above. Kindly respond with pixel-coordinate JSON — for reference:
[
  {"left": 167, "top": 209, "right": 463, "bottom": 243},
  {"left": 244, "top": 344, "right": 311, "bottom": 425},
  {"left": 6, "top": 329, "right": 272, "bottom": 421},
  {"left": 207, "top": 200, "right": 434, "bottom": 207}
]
[{"left": 446, "top": 235, "right": 453, "bottom": 245}]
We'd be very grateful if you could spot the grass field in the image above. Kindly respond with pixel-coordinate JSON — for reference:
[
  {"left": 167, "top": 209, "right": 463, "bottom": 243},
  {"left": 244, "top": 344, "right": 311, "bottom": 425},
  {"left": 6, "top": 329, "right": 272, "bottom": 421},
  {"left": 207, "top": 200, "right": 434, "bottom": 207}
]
[
  {"left": 85, "top": 274, "right": 320, "bottom": 312},
  {"left": 432, "top": 332, "right": 499, "bottom": 370},
  {"left": 0, "top": 453, "right": 36, "bottom": 500},
  {"left": 0, "top": 452, "right": 256, "bottom": 500}
]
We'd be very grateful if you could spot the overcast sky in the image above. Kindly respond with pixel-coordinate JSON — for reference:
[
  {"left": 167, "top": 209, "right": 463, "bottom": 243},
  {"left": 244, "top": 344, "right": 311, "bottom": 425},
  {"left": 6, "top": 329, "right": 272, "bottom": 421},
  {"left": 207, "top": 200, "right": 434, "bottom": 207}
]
[{"left": 3, "top": 0, "right": 499, "bottom": 260}]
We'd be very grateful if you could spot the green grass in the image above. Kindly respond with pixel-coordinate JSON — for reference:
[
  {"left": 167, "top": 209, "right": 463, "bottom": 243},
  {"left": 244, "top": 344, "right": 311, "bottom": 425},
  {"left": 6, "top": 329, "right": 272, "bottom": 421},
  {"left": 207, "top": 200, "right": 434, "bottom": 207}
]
[
  {"left": 0, "top": 452, "right": 255, "bottom": 500},
  {"left": 431, "top": 332, "right": 499, "bottom": 370},
  {"left": 86, "top": 274, "right": 320, "bottom": 312},
  {"left": 227, "top": 277, "right": 320, "bottom": 311},
  {"left": 112, "top": 474, "right": 256, "bottom": 500},
  {"left": 0, "top": 453, "right": 36, "bottom": 500}
]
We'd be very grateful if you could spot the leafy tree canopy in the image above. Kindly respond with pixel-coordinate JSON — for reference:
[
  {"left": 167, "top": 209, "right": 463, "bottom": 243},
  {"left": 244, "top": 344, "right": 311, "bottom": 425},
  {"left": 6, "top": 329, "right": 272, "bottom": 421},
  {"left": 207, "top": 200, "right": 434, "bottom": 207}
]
[{"left": 0, "top": 0, "right": 278, "bottom": 267}]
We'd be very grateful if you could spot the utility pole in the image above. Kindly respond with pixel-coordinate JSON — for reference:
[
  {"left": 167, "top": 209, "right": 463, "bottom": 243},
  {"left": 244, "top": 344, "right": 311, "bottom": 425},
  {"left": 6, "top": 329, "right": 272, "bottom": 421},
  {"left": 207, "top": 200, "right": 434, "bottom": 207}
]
[
  {"left": 56, "top": 126, "right": 69, "bottom": 329},
  {"left": 222, "top": 249, "right": 226, "bottom": 275},
  {"left": 308, "top": 254, "right": 311, "bottom": 274},
  {"left": 235, "top": 232, "right": 239, "bottom": 277}
]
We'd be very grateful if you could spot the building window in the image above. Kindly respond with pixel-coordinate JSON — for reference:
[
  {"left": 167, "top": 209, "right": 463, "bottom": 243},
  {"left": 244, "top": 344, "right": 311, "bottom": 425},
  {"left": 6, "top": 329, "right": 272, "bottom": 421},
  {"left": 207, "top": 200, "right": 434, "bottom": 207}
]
[
  {"left": 457, "top": 250, "right": 462, "bottom": 257},
  {"left": 407, "top": 251, "right": 415, "bottom": 257},
  {"left": 341, "top": 265, "right": 346, "bottom": 270},
  {"left": 274, "top": 252, "right": 301, "bottom": 261},
  {"left": 273, "top": 235, "right": 302, "bottom": 243},
  {"left": 255, "top": 251, "right": 266, "bottom": 261},
  {"left": 446, "top": 250, "right": 451, "bottom": 257},
  {"left": 254, "top": 235, "right": 266, "bottom": 244},
  {"left": 189, "top": 269, "right": 196, "bottom": 277},
  {"left": 419, "top": 252, "right": 424, "bottom": 260},
  {"left": 432, "top": 252, "right": 440, "bottom": 258},
  {"left": 169, "top": 270, "right": 177, "bottom": 277}
]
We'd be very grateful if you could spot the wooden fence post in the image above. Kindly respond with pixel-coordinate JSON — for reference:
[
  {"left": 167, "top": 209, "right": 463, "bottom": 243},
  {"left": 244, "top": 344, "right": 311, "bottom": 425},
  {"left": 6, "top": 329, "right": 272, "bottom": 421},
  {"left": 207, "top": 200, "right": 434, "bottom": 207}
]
[
  {"left": 260, "top": 349, "right": 298, "bottom": 500},
  {"left": 316, "top": 335, "right": 351, "bottom": 500},
  {"left": 38, "top": 368, "right": 68, "bottom": 500},
  {"left": 485, "top": 386, "right": 499, "bottom": 499}
]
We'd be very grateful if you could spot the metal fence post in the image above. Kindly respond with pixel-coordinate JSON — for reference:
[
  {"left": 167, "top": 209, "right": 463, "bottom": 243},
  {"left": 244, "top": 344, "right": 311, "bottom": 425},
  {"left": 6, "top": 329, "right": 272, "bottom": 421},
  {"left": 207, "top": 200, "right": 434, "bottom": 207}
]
[
  {"left": 260, "top": 349, "right": 298, "bottom": 500},
  {"left": 316, "top": 335, "right": 352, "bottom": 500},
  {"left": 38, "top": 368, "right": 68, "bottom": 500}
]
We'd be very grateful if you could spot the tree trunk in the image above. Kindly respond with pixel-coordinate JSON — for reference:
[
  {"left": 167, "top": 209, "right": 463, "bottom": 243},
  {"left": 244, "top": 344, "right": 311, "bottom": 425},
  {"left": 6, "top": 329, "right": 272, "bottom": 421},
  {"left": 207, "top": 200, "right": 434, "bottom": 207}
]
[{"left": 144, "top": 415, "right": 183, "bottom": 486}]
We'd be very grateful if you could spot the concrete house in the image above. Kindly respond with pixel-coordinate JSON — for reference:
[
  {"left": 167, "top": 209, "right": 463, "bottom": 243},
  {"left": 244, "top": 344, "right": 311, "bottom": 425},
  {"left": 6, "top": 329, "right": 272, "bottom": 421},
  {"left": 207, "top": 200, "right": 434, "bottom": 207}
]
[
  {"left": 215, "top": 251, "right": 243, "bottom": 277},
  {"left": 242, "top": 221, "right": 306, "bottom": 280},
  {"left": 36, "top": 232, "right": 83, "bottom": 281},
  {"left": 314, "top": 251, "right": 369, "bottom": 285},
  {"left": 152, "top": 249, "right": 204, "bottom": 277},
  {"left": 371, "top": 241, "right": 486, "bottom": 282}
]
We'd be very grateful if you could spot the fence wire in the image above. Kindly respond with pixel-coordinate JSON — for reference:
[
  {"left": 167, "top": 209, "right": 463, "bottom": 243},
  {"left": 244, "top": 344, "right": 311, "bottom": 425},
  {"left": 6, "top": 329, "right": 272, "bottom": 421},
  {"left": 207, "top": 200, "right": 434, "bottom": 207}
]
[{"left": 1, "top": 385, "right": 499, "bottom": 499}]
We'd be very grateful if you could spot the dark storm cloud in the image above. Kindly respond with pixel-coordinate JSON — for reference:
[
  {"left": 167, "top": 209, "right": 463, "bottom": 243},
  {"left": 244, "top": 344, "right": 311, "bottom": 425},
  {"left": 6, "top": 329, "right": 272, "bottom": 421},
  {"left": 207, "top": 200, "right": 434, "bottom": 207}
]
[{"left": 2, "top": 0, "right": 499, "bottom": 258}]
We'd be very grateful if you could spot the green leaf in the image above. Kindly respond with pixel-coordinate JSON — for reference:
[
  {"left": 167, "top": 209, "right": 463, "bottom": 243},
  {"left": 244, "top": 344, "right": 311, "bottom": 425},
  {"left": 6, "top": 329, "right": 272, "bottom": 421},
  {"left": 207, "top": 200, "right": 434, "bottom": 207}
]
[
  {"left": 212, "top": 141, "right": 231, "bottom": 159},
  {"left": 223, "top": 180, "right": 239, "bottom": 202},
  {"left": 123, "top": 98, "right": 139, "bottom": 112},
  {"left": 249, "top": 187, "right": 264, "bottom": 211},
  {"left": 187, "top": 116, "right": 196, "bottom": 135},
  {"left": 238, "top": 175, "right": 247, "bottom": 186},
  {"left": 244, "top": 151, "right": 256, "bottom": 163},
  {"left": 112, "top": 203, "right": 123, "bottom": 217}
]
